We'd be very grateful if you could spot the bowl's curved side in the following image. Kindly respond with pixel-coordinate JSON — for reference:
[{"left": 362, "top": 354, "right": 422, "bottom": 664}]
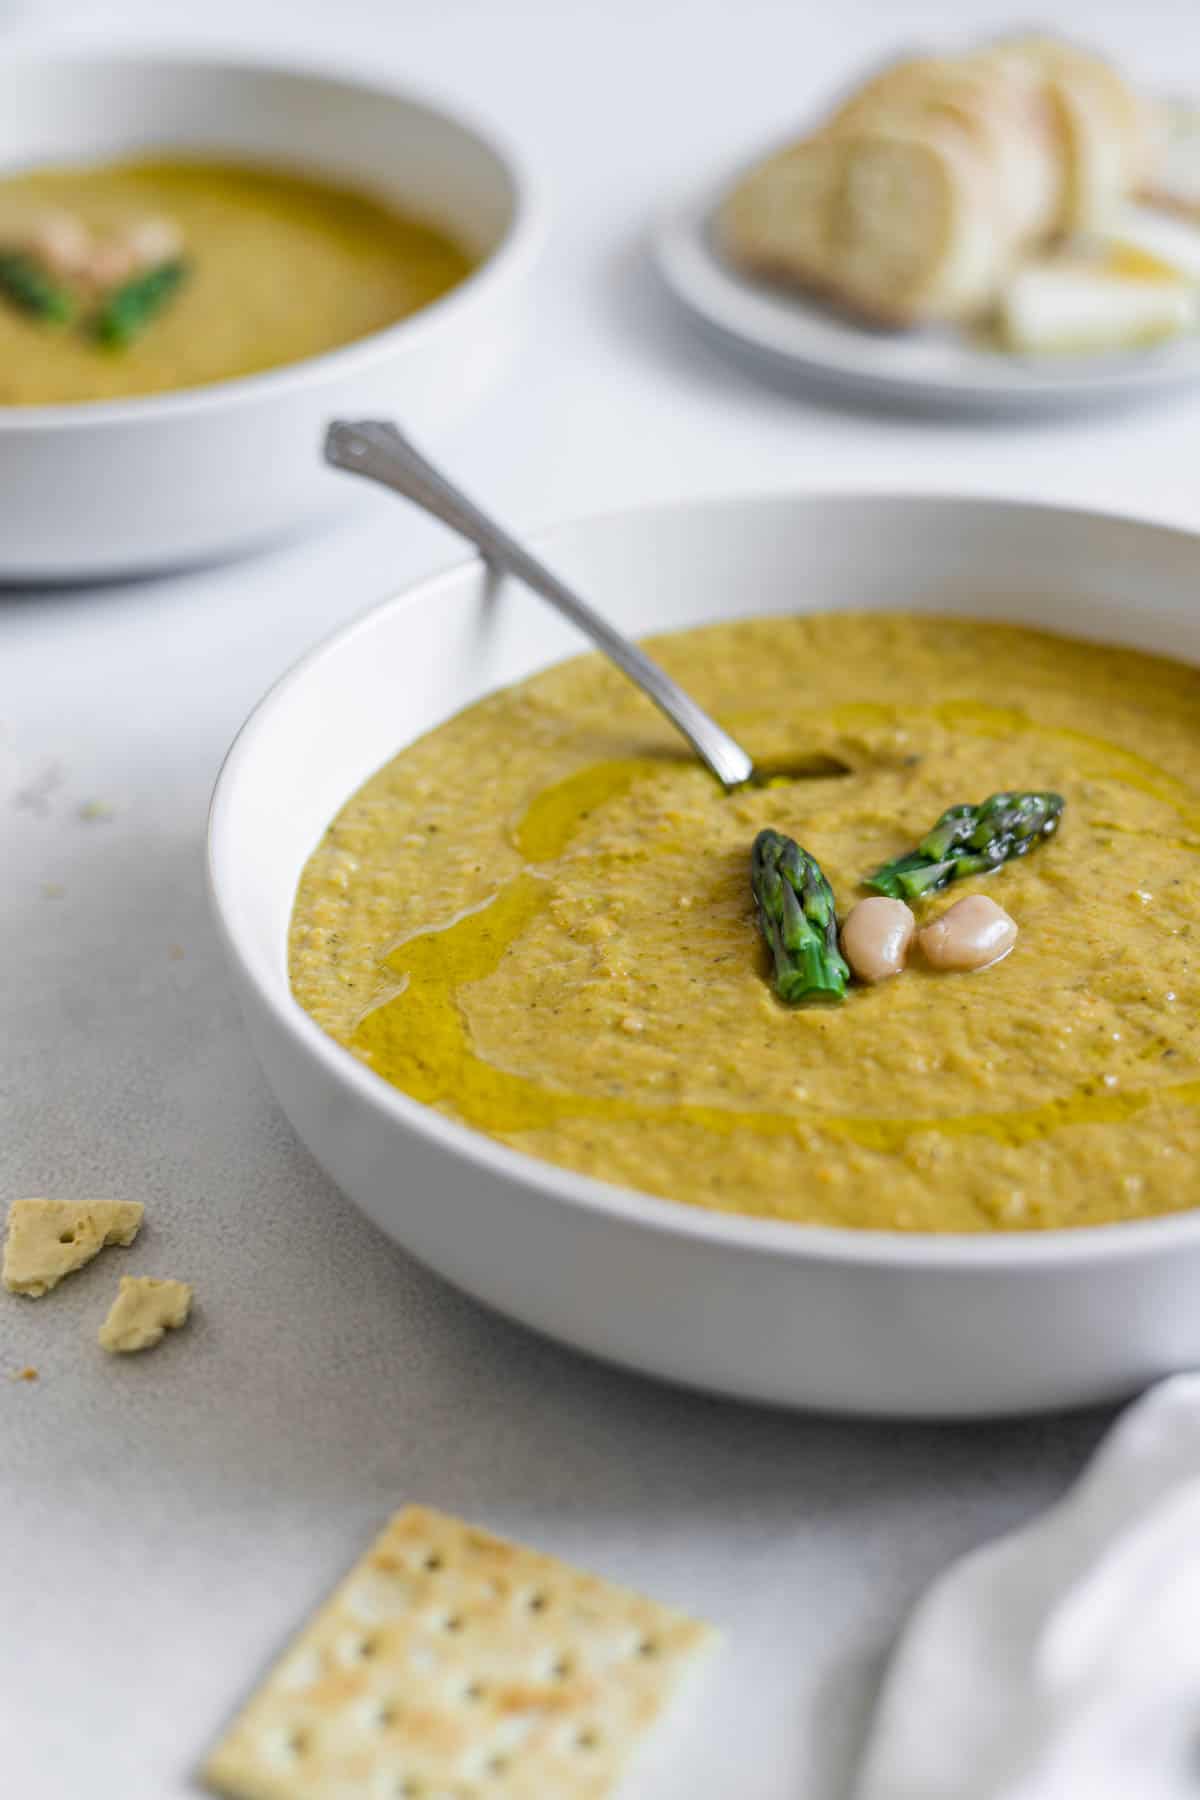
[
  {"left": 0, "top": 292, "right": 525, "bottom": 578},
  {"left": 221, "top": 941, "right": 1200, "bottom": 1417},
  {"left": 0, "top": 51, "right": 544, "bottom": 577},
  {"left": 209, "top": 491, "right": 1200, "bottom": 1414}
]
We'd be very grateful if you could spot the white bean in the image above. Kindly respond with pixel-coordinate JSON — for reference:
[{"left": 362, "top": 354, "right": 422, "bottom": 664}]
[
  {"left": 27, "top": 210, "right": 92, "bottom": 279},
  {"left": 87, "top": 239, "right": 139, "bottom": 291},
  {"left": 124, "top": 215, "right": 184, "bottom": 270},
  {"left": 918, "top": 894, "right": 1017, "bottom": 972},
  {"left": 840, "top": 895, "right": 915, "bottom": 984}
]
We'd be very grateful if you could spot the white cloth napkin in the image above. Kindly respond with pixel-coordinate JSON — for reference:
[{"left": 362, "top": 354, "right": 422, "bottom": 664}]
[{"left": 856, "top": 1375, "right": 1200, "bottom": 1800}]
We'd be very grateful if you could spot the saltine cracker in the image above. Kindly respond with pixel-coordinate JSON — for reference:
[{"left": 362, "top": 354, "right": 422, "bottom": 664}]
[{"left": 204, "top": 1505, "right": 717, "bottom": 1800}]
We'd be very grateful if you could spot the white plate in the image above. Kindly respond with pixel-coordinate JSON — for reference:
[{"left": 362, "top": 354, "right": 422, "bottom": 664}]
[
  {"left": 0, "top": 48, "right": 544, "bottom": 579},
  {"left": 210, "top": 491, "right": 1200, "bottom": 1419},
  {"left": 653, "top": 181, "right": 1200, "bottom": 413}
]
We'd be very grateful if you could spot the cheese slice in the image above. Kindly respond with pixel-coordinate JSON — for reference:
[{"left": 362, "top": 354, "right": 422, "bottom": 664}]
[
  {"left": 2, "top": 1198, "right": 143, "bottom": 1296},
  {"left": 98, "top": 1276, "right": 192, "bottom": 1353},
  {"left": 1000, "top": 262, "right": 1197, "bottom": 353},
  {"left": 1103, "top": 204, "right": 1200, "bottom": 285}
]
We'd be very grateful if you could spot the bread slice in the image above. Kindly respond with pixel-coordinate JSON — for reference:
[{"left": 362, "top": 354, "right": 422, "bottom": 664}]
[
  {"left": 832, "top": 121, "right": 1009, "bottom": 323},
  {"left": 1143, "top": 97, "right": 1200, "bottom": 220},
  {"left": 829, "top": 55, "right": 1062, "bottom": 247},
  {"left": 978, "top": 38, "right": 1155, "bottom": 234},
  {"left": 719, "top": 134, "right": 840, "bottom": 300},
  {"left": 720, "top": 117, "right": 1008, "bottom": 326}
]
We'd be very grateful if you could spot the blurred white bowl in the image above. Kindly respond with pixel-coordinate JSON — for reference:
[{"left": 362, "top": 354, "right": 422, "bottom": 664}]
[
  {"left": 209, "top": 492, "right": 1200, "bottom": 1419},
  {"left": 0, "top": 49, "right": 543, "bottom": 579}
]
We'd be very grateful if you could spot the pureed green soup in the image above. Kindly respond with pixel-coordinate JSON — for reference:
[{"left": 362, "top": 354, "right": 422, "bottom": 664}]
[
  {"left": 290, "top": 613, "right": 1200, "bottom": 1232},
  {"left": 0, "top": 156, "right": 473, "bottom": 402}
]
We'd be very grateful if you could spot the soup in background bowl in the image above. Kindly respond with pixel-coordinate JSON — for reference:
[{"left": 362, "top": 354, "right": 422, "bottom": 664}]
[{"left": 0, "top": 156, "right": 474, "bottom": 404}]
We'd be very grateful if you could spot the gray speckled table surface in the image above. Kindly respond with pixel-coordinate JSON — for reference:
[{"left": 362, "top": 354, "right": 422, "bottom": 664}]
[{"left": 4, "top": 0, "right": 1198, "bottom": 1793}]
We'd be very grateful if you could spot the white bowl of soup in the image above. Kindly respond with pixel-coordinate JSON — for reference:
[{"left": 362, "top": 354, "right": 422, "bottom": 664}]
[
  {"left": 0, "top": 49, "right": 541, "bottom": 578},
  {"left": 209, "top": 492, "right": 1200, "bottom": 1418}
]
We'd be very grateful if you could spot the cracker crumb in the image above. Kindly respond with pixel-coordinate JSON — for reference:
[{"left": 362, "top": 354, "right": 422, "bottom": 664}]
[
  {"left": 98, "top": 1276, "right": 192, "bottom": 1353},
  {"left": 11, "top": 1366, "right": 38, "bottom": 1383},
  {"left": 78, "top": 798, "right": 115, "bottom": 822},
  {"left": 3, "top": 1198, "right": 144, "bottom": 1296}
]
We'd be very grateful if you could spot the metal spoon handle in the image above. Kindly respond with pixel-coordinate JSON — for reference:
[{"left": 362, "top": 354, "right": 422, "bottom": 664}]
[{"left": 324, "top": 420, "right": 754, "bottom": 789}]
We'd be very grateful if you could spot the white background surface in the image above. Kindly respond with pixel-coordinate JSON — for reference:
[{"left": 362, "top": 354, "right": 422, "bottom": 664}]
[{"left": 3, "top": 2, "right": 1198, "bottom": 1795}]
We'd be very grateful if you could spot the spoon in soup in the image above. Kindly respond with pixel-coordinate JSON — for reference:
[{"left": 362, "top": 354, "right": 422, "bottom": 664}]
[{"left": 324, "top": 420, "right": 849, "bottom": 791}]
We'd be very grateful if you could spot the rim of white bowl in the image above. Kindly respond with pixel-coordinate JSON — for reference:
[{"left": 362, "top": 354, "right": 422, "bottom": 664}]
[
  {"left": 0, "top": 43, "right": 546, "bottom": 431},
  {"left": 209, "top": 488, "right": 1200, "bottom": 1274}
]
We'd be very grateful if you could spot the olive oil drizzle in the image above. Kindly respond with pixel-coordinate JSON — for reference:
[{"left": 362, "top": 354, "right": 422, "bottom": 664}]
[
  {"left": 512, "top": 758, "right": 660, "bottom": 863},
  {"left": 353, "top": 712, "right": 1200, "bottom": 1149}
]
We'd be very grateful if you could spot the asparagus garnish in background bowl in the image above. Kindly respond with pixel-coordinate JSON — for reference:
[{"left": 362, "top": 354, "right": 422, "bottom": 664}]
[
  {"left": 0, "top": 249, "right": 75, "bottom": 323},
  {"left": 0, "top": 212, "right": 187, "bottom": 347},
  {"left": 92, "top": 258, "right": 188, "bottom": 348}
]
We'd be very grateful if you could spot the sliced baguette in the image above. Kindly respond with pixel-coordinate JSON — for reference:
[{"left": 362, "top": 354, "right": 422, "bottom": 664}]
[
  {"left": 829, "top": 54, "right": 1061, "bottom": 247},
  {"left": 718, "top": 135, "right": 840, "bottom": 297},
  {"left": 831, "top": 121, "right": 1009, "bottom": 323},
  {"left": 977, "top": 38, "right": 1154, "bottom": 233},
  {"left": 720, "top": 34, "right": 1159, "bottom": 329},
  {"left": 720, "top": 118, "right": 1009, "bottom": 326},
  {"left": 1143, "top": 97, "right": 1200, "bottom": 220}
]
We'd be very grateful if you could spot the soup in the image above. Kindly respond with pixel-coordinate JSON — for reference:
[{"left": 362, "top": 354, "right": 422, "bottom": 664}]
[
  {"left": 290, "top": 614, "right": 1200, "bottom": 1232},
  {"left": 0, "top": 157, "right": 473, "bottom": 403}
]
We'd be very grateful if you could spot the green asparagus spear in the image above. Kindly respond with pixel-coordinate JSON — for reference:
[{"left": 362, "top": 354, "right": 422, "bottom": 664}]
[
  {"left": 91, "top": 259, "right": 188, "bottom": 348},
  {"left": 0, "top": 251, "right": 74, "bottom": 324},
  {"left": 868, "top": 791, "right": 1065, "bottom": 901},
  {"left": 752, "top": 829, "right": 850, "bottom": 1006}
]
